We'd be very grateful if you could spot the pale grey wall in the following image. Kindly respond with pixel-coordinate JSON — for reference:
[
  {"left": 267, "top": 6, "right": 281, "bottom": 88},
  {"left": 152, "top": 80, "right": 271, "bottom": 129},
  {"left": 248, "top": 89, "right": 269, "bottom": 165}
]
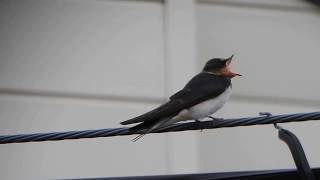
[
  {"left": 0, "top": 0, "right": 168, "bottom": 179},
  {"left": 0, "top": 0, "right": 319, "bottom": 179}
]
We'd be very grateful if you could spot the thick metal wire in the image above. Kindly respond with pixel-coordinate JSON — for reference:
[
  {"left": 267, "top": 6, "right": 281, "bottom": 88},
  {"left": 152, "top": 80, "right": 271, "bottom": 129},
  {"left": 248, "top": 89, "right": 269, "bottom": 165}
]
[{"left": 0, "top": 111, "right": 319, "bottom": 144}]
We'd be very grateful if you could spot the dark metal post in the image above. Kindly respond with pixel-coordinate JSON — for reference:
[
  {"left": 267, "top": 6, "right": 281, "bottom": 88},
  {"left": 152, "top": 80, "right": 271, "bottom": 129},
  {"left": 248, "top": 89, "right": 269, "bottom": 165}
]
[{"left": 275, "top": 124, "right": 316, "bottom": 180}]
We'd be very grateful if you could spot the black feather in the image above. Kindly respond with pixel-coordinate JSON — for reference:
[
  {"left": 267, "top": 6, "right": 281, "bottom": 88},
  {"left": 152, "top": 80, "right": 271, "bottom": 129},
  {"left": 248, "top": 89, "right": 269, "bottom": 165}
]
[{"left": 120, "top": 73, "right": 230, "bottom": 126}]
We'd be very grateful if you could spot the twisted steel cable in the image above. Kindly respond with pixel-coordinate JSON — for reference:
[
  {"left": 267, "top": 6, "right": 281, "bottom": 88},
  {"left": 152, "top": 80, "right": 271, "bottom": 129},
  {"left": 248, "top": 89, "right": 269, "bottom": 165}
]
[{"left": 0, "top": 111, "right": 319, "bottom": 144}]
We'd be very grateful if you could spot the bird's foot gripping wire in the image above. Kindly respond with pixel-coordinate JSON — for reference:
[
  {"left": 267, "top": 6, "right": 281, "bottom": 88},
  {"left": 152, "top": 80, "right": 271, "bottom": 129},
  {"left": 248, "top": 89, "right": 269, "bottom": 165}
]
[
  {"left": 207, "top": 116, "right": 224, "bottom": 123},
  {"left": 208, "top": 116, "right": 218, "bottom": 121},
  {"left": 194, "top": 119, "right": 204, "bottom": 132}
]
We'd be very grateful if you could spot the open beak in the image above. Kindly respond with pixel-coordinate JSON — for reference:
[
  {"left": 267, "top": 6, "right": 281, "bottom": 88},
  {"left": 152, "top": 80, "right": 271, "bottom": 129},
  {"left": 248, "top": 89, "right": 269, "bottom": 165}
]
[
  {"left": 224, "top": 55, "right": 242, "bottom": 77},
  {"left": 225, "top": 54, "right": 234, "bottom": 66}
]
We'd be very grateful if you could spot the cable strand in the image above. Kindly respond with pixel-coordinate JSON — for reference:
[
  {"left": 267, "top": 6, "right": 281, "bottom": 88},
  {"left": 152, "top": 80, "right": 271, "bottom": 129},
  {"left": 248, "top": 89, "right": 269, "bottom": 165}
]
[{"left": 0, "top": 111, "right": 319, "bottom": 144}]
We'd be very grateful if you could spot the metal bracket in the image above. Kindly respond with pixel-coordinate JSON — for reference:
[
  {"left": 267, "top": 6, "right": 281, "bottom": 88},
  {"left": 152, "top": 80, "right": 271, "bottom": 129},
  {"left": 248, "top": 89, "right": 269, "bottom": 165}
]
[{"left": 274, "top": 122, "right": 316, "bottom": 180}]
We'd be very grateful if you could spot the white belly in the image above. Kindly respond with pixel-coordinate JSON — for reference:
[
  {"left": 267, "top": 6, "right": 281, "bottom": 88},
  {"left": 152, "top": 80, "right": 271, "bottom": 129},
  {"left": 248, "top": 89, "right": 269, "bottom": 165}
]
[
  {"left": 189, "top": 86, "right": 232, "bottom": 119},
  {"left": 173, "top": 86, "right": 232, "bottom": 122}
]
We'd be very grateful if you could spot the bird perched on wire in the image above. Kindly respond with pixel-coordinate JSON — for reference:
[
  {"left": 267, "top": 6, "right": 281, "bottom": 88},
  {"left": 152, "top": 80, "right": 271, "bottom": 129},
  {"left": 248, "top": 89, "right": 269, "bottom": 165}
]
[{"left": 121, "top": 55, "right": 241, "bottom": 141}]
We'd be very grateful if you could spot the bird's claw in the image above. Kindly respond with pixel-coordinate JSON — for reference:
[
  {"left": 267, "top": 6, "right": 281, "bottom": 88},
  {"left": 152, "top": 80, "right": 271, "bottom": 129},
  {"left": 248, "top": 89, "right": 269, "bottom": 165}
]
[
  {"left": 208, "top": 116, "right": 224, "bottom": 121},
  {"left": 194, "top": 119, "right": 204, "bottom": 132}
]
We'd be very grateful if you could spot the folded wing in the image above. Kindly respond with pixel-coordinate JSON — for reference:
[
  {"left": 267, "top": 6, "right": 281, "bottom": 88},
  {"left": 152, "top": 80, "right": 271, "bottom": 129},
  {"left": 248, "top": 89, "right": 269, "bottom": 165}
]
[{"left": 120, "top": 73, "right": 230, "bottom": 125}]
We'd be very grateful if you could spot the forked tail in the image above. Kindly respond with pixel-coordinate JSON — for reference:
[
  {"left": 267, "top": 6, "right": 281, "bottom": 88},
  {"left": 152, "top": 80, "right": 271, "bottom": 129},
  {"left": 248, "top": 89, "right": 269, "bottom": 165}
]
[{"left": 130, "top": 118, "right": 172, "bottom": 142}]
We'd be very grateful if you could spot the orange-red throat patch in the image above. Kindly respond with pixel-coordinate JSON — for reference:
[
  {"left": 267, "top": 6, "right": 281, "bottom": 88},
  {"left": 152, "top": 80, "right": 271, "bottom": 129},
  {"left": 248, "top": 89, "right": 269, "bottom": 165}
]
[{"left": 220, "top": 58, "right": 241, "bottom": 78}]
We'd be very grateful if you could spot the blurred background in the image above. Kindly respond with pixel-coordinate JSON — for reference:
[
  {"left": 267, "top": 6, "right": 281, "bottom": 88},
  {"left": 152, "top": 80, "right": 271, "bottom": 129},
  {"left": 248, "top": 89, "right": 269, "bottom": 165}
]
[{"left": 0, "top": 0, "right": 320, "bottom": 179}]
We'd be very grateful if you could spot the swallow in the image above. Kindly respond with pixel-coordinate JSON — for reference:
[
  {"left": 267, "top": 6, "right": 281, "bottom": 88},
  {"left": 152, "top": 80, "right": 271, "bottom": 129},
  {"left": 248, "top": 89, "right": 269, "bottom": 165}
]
[{"left": 120, "top": 55, "right": 241, "bottom": 141}]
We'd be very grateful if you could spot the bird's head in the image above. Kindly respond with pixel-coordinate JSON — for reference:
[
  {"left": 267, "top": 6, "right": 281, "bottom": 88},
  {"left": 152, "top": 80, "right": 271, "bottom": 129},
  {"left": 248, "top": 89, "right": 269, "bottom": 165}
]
[{"left": 203, "top": 55, "right": 241, "bottom": 78}]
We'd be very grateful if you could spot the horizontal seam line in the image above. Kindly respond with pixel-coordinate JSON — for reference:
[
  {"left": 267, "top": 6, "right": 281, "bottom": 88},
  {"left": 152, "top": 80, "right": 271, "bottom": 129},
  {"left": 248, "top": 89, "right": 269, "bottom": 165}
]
[
  {"left": 0, "top": 88, "right": 165, "bottom": 104},
  {"left": 231, "top": 94, "right": 320, "bottom": 107},
  {"left": 197, "top": 0, "right": 319, "bottom": 13}
]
